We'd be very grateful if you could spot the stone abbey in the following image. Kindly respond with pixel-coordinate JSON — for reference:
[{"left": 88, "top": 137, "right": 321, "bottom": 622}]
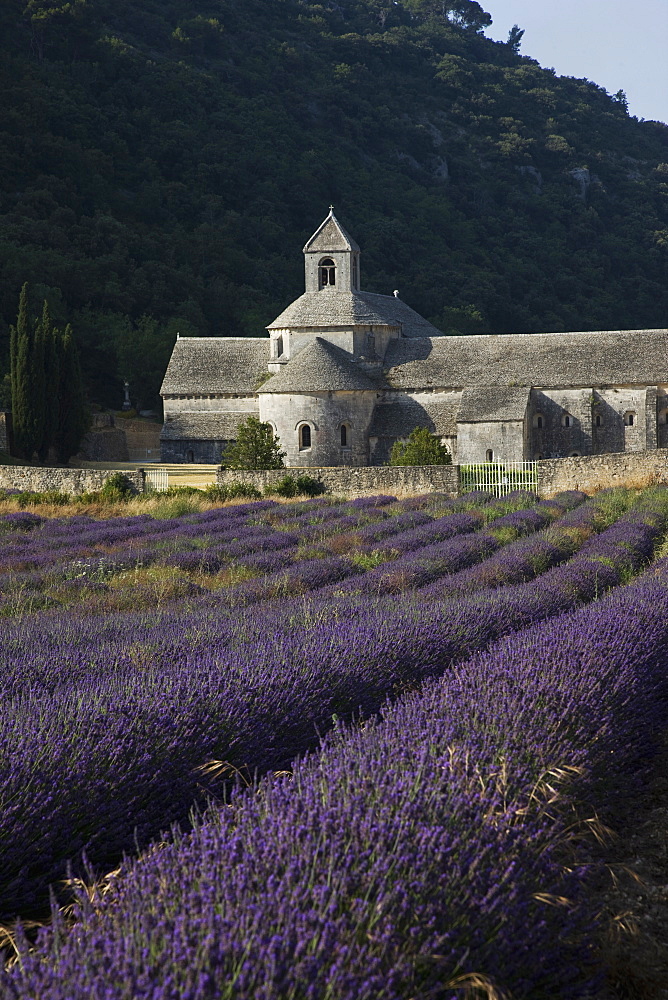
[{"left": 161, "top": 209, "right": 668, "bottom": 465}]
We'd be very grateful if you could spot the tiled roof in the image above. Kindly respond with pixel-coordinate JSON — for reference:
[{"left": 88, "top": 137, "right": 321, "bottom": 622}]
[
  {"left": 267, "top": 290, "right": 443, "bottom": 338},
  {"left": 457, "top": 387, "right": 530, "bottom": 423},
  {"left": 303, "top": 210, "right": 360, "bottom": 253},
  {"left": 160, "top": 412, "right": 251, "bottom": 440},
  {"left": 161, "top": 338, "right": 269, "bottom": 395},
  {"left": 369, "top": 394, "right": 459, "bottom": 437},
  {"left": 259, "top": 338, "right": 379, "bottom": 394},
  {"left": 384, "top": 329, "right": 668, "bottom": 389}
]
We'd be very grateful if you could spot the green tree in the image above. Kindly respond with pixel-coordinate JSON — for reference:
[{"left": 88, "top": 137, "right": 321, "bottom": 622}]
[
  {"left": 54, "top": 323, "right": 89, "bottom": 464},
  {"left": 10, "top": 282, "right": 45, "bottom": 460},
  {"left": 222, "top": 416, "right": 285, "bottom": 470},
  {"left": 405, "top": 0, "right": 491, "bottom": 31},
  {"left": 9, "top": 283, "right": 30, "bottom": 457},
  {"left": 9, "top": 285, "right": 88, "bottom": 462},
  {"left": 23, "top": 0, "right": 98, "bottom": 61},
  {"left": 507, "top": 24, "right": 524, "bottom": 53},
  {"left": 389, "top": 426, "right": 452, "bottom": 466},
  {"left": 36, "top": 300, "right": 58, "bottom": 462}
]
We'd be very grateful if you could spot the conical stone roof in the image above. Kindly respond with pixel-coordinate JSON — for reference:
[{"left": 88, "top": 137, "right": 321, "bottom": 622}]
[
  {"left": 267, "top": 290, "right": 443, "bottom": 338},
  {"left": 259, "top": 338, "right": 379, "bottom": 394},
  {"left": 303, "top": 208, "right": 360, "bottom": 253}
]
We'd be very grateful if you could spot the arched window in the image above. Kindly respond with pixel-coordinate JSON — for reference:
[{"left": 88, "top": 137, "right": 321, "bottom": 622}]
[
  {"left": 570, "top": 451, "right": 581, "bottom": 458},
  {"left": 561, "top": 413, "right": 572, "bottom": 428},
  {"left": 486, "top": 449, "right": 494, "bottom": 462},
  {"left": 340, "top": 424, "right": 350, "bottom": 448},
  {"left": 319, "top": 258, "right": 336, "bottom": 288},
  {"left": 595, "top": 413, "right": 602, "bottom": 427},
  {"left": 624, "top": 410, "right": 636, "bottom": 427},
  {"left": 534, "top": 414, "right": 543, "bottom": 429},
  {"left": 299, "top": 424, "right": 311, "bottom": 449}
]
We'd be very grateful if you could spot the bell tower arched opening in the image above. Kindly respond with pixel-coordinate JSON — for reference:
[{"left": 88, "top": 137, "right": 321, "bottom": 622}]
[{"left": 319, "top": 258, "right": 336, "bottom": 288}]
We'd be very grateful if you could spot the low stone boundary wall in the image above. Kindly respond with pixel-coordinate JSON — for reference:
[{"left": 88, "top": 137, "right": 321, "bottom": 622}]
[
  {"left": 3, "top": 451, "right": 668, "bottom": 501},
  {"left": 0, "top": 466, "right": 145, "bottom": 495},
  {"left": 536, "top": 451, "right": 668, "bottom": 495},
  {"left": 218, "top": 465, "right": 460, "bottom": 499}
]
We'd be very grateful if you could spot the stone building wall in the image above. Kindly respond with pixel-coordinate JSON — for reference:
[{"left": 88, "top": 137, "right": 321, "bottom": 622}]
[
  {"left": 529, "top": 387, "right": 653, "bottom": 459},
  {"left": 530, "top": 389, "right": 593, "bottom": 458},
  {"left": 218, "top": 464, "right": 459, "bottom": 499},
  {"left": 456, "top": 419, "right": 525, "bottom": 464},
  {"left": 165, "top": 397, "right": 260, "bottom": 415},
  {"left": 161, "top": 439, "right": 226, "bottom": 464},
  {"left": 259, "top": 390, "right": 377, "bottom": 467}
]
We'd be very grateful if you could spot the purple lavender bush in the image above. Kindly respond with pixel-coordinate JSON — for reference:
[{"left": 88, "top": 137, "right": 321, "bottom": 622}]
[{"left": 7, "top": 561, "right": 668, "bottom": 998}]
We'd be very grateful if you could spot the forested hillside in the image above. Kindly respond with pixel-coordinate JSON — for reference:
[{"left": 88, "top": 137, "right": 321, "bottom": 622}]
[{"left": 1, "top": 0, "right": 668, "bottom": 410}]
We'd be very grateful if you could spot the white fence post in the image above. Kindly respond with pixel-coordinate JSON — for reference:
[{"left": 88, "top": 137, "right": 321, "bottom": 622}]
[
  {"left": 459, "top": 461, "right": 538, "bottom": 497},
  {"left": 143, "top": 468, "right": 169, "bottom": 493}
]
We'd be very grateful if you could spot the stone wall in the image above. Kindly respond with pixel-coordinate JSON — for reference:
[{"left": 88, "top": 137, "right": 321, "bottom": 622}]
[
  {"left": 76, "top": 429, "right": 130, "bottom": 463},
  {"left": 537, "top": 450, "right": 668, "bottom": 495},
  {"left": 218, "top": 464, "right": 459, "bottom": 498},
  {"left": 0, "top": 466, "right": 145, "bottom": 495}
]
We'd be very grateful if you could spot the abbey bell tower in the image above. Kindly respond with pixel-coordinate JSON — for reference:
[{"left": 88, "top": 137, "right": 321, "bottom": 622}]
[{"left": 303, "top": 207, "right": 361, "bottom": 293}]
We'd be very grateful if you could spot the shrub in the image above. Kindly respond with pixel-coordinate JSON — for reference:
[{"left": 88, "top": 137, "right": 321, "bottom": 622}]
[
  {"left": 163, "top": 485, "right": 204, "bottom": 497},
  {"left": 99, "top": 473, "right": 136, "bottom": 502},
  {"left": 204, "top": 483, "right": 262, "bottom": 502},
  {"left": 265, "top": 474, "right": 325, "bottom": 498},
  {"left": 389, "top": 427, "right": 452, "bottom": 466}
]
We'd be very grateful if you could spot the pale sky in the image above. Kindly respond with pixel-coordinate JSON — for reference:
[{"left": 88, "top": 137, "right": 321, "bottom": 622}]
[{"left": 483, "top": 0, "right": 668, "bottom": 124}]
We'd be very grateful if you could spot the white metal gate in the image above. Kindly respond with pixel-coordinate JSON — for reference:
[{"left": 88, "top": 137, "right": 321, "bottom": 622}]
[
  {"left": 143, "top": 468, "right": 169, "bottom": 492},
  {"left": 460, "top": 461, "right": 538, "bottom": 497}
]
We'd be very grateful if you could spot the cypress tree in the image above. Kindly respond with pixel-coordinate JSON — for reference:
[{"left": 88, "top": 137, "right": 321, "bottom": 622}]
[
  {"left": 9, "top": 283, "right": 31, "bottom": 458},
  {"left": 10, "top": 289, "right": 48, "bottom": 461},
  {"left": 36, "top": 301, "right": 57, "bottom": 463},
  {"left": 55, "top": 324, "right": 89, "bottom": 464}
]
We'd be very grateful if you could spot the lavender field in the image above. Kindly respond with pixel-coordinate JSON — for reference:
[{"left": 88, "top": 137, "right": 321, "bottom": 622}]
[{"left": 1, "top": 485, "right": 667, "bottom": 998}]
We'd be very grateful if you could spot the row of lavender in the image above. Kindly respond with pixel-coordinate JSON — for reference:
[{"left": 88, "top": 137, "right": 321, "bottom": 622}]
[
  {"left": 6, "top": 545, "right": 668, "bottom": 996},
  {"left": 0, "top": 489, "right": 596, "bottom": 615},
  {"left": 0, "top": 490, "right": 664, "bottom": 920},
  {"left": 0, "top": 492, "right": 502, "bottom": 609}
]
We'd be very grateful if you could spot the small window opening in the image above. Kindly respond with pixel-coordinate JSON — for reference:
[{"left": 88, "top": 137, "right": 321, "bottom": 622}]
[
  {"left": 570, "top": 451, "right": 581, "bottom": 458},
  {"left": 352, "top": 257, "right": 358, "bottom": 290},
  {"left": 276, "top": 335, "right": 283, "bottom": 357},
  {"left": 300, "top": 424, "right": 311, "bottom": 449},
  {"left": 533, "top": 413, "right": 543, "bottom": 429},
  {"left": 319, "top": 258, "right": 336, "bottom": 288},
  {"left": 624, "top": 411, "right": 636, "bottom": 427},
  {"left": 486, "top": 449, "right": 494, "bottom": 462},
  {"left": 562, "top": 413, "right": 572, "bottom": 428},
  {"left": 340, "top": 424, "right": 348, "bottom": 447},
  {"left": 595, "top": 413, "right": 602, "bottom": 427}
]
